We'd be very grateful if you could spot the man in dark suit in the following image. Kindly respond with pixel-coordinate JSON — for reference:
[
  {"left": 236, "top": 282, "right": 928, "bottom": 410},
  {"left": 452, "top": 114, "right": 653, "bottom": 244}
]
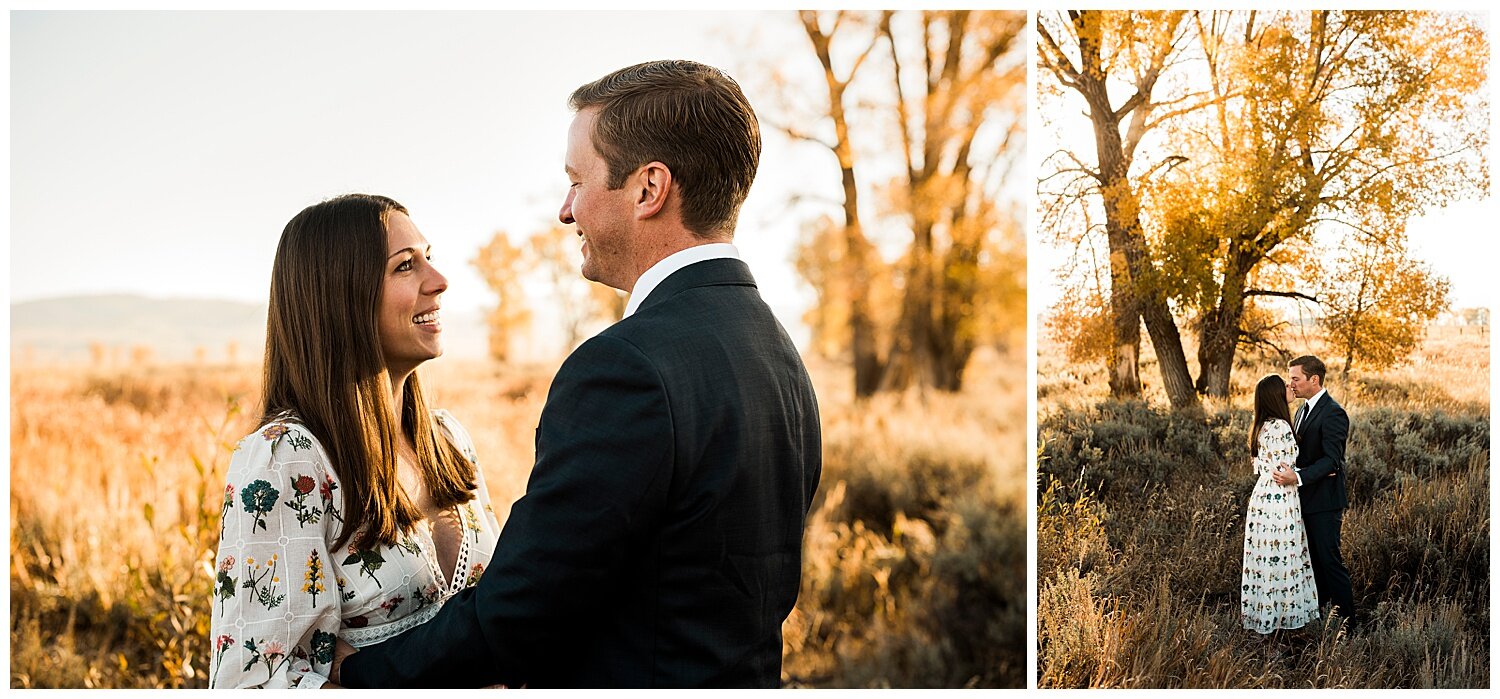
[
  {"left": 1272, "top": 355, "right": 1355, "bottom": 626},
  {"left": 332, "top": 60, "right": 821, "bottom": 687}
]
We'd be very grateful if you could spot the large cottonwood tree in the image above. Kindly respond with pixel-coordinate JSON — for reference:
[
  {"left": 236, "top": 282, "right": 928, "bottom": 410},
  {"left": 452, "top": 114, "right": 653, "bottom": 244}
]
[{"left": 1040, "top": 10, "right": 1487, "bottom": 407}]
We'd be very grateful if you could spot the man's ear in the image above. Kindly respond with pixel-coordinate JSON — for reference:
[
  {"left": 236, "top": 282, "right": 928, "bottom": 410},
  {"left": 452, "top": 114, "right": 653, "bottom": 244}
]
[{"left": 633, "top": 161, "right": 672, "bottom": 220}]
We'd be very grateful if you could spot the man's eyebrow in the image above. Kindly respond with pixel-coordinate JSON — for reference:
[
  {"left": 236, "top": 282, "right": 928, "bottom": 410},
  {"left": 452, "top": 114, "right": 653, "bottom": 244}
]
[{"left": 387, "top": 245, "right": 431, "bottom": 260}]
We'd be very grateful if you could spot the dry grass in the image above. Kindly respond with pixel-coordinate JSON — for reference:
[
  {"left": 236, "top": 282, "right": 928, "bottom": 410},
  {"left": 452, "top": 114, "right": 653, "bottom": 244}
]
[
  {"left": 1036, "top": 325, "right": 1490, "bottom": 688},
  {"left": 9, "top": 348, "right": 1025, "bottom": 688}
]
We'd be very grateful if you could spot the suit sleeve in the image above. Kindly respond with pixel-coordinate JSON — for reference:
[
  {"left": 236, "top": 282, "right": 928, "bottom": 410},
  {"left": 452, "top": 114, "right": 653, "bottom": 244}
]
[
  {"left": 341, "top": 335, "right": 672, "bottom": 688},
  {"left": 1299, "top": 403, "right": 1348, "bottom": 484}
]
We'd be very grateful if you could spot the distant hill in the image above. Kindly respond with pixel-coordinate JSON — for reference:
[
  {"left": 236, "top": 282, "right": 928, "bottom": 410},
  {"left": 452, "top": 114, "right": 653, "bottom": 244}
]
[{"left": 11, "top": 294, "right": 488, "bottom": 364}]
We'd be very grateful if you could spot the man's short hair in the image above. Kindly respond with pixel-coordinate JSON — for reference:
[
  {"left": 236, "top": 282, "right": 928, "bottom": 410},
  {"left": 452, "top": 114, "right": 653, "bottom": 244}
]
[
  {"left": 569, "top": 60, "right": 761, "bottom": 238},
  {"left": 1290, "top": 355, "right": 1327, "bottom": 383}
]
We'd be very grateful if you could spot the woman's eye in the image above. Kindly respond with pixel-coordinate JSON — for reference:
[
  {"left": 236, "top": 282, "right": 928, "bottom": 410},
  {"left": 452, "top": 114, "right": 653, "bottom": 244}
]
[{"left": 396, "top": 259, "right": 413, "bottom": 272}]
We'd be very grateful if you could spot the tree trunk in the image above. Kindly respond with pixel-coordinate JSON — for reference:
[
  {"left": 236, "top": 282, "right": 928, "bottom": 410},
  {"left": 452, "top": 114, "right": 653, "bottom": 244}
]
[
  {"left": 1087, "top": 97, "right": 1198, "bottom": 410},
  {"left": 881, "top": 222, "right": 938, "bottom": 393},
  {"left": 803, "top": 13, "right": 884, "bottom": 397},
  {"left": 1195, "top": 262, "right": 1250, "bottom": 398},
  {"left": 933, "top": 237, "right": 980, "bottom": 391},
  {"left": 1106, "top": 249, "right": 1144, "bottom": 398}
]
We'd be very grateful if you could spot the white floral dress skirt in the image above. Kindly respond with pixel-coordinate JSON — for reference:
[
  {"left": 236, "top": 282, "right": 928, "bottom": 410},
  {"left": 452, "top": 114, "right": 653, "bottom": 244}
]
[
  {"left": 1240, "top": 418, "right": 1319, "bottom": 634},
  {"left": 208, "top": 409, "right": 501, "bottom": 688}
]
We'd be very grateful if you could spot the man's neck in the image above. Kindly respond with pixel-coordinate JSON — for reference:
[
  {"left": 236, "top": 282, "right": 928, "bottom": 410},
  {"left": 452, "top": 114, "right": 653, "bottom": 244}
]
[
  {"left": 1306, "top": 387, "right": 1326, "bottom": 406},
  {"left": 622, "top": 230, "right": 731, "bottom": 293}
]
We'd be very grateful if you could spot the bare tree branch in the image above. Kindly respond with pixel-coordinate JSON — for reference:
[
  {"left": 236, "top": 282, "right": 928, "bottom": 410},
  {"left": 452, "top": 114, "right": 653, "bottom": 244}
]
[{"left": 1245, "top": 289, "right": 1320, "bottom": 303}]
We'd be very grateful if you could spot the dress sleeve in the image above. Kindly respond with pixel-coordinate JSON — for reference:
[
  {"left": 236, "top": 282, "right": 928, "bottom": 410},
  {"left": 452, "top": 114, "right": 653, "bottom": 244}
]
[{"left": 209, "top": 423, "right": 345, "bottom": 688}]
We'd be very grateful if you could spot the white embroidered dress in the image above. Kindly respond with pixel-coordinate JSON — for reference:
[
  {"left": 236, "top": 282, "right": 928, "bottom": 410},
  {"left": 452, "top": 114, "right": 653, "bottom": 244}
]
[
  {"left": 209, "top": 409, "right": 500, "bottom": 688},
  {"left": 1240, "top": 418, "right": 1319, "bottom": 633}
]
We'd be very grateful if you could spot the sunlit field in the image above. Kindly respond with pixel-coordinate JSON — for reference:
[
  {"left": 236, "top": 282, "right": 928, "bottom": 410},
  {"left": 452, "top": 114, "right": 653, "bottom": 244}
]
[
  {"left": 10, "top": 348, "right": 1025, "bottom": 688},
  {"left": 1036, "top": 325, "right": 1490, "bottom": 688}
]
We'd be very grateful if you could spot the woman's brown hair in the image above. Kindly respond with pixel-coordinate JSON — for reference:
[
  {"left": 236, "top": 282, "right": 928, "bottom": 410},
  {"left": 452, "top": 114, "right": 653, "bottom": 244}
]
[
  {"left": 1250, "top": 373, "right": 1294, "bottom": 458},
  {"left": 261, "top": 193, "right": 476, "bottom": 550}
]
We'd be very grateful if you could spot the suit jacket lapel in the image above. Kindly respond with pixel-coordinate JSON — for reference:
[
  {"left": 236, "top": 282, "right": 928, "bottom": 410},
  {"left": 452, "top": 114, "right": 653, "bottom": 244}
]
[{"left": 1300, "top": 391, "right": 1333, "bottom": 437}]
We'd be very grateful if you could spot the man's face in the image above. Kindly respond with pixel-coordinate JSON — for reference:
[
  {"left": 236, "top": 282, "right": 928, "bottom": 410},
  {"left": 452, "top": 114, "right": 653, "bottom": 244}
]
[
  {"left": 1288, "top": 365, "right": 1319, "bottom": 399},
  {"left": 560, "top": 108, "right": 637, "bottom": 292}
]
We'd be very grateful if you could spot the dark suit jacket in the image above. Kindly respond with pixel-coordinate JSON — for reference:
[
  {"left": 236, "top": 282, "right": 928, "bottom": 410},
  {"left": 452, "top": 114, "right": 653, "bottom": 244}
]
[
  {"left": 341, "top": 258, "right": 821, "bottom": 688},
  {"left": 1294, "top": 391, "right": 1349, "bottom": 514}
]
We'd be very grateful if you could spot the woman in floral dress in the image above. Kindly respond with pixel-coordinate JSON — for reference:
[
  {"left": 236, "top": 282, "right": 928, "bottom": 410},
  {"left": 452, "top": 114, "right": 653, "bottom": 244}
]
[
  {"left": 210, "top": 194, "right": 500, "bottom": 687},
  {"left": 1241, "top": 374, "right": 1319, "bottom": 634}
]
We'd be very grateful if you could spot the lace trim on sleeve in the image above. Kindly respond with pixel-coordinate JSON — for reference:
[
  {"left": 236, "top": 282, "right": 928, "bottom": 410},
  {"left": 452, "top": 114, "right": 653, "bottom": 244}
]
[{"left": 339, "top": 598, "right": 447, "bottom": 648}]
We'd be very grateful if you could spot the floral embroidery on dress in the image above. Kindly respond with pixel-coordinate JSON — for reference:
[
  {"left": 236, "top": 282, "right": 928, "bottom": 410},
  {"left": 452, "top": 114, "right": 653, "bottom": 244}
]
[
  {"left": 285, "top": 474, "right": 322, "bottom": 527},
  {"left": 398, "top": 534, "right": 422, "bottom": 557},
  {"left": 242, "top": 554, "right": 285, "bottom": 611},
  {"left": 215, "top": 555, "right": 237, "bottom": 613},
  {"left": 241, "top": 637, "right": 289, "bottom": 678},
  {"left": 465, "top": 562, "right": 485, "bottom": 587},
  {"left": 461, "top": 503, "right": 483, "bottom": 542},
  {"left": 213, "top": 634, "right": 235, "bottom": 680},
  {"left": 411, "top": 581, "right": 441, "bottom": 613},
  {"left": 379, "top": 595, "right": 406, "bottom": 618},
  {"left": 344, "top": 545, "right": 387, "bottom": 585},
  {"left": 337, "top": 575, "right": 356, "bottom": 603},
  {"left": 303, "top": 550, "right": 326, "bottom": 606},
  {"left": 287, "top": 431, "right": 313, "bottom": 451},
  {"left": 220, "top": 485, "right": 235, "bottom": 532},
  {"left": 320, "top": 475, "right": 342, "bottom": 522},
  {"left": 310, "top": 629, "right": 336, "bottom": 665},
  {"left": 241, "top": 479, "right": 280, "bottom": 531},
  {"left": 210, "top": 409, "right": 501, "bottom": 688}
]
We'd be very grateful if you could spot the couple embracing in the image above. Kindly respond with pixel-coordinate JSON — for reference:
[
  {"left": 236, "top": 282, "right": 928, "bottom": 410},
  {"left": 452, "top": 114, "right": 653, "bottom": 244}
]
[
  {"left": 209, "top": 60, "right": 822, "bottom": 688},
  {"left": 1241, "top": 355, "right": 1357, "bottom": 635}
]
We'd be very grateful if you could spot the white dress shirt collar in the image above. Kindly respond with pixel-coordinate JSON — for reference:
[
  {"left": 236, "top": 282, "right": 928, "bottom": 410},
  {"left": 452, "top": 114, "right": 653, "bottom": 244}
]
[{"left": 623, "top": 243, "right": 740, "bottom": 318}]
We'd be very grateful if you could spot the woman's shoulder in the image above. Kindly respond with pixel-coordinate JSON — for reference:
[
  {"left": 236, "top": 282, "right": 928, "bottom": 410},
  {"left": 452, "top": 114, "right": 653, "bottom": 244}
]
[
  {"left": 229, "top": 414, "right": 336, "bottom": 480},
  {"left": 1260, "top": 417, "right": 1293, "bottom": 435},
  {"left": 430, "top": 408, "right": 477, "bottom": 454}
]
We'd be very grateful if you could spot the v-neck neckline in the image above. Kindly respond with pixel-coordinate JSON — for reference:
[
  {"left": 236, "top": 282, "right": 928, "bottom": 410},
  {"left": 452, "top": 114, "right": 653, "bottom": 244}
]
[{"left": 419, "top": 504, "right": 471, "bottom": 594}]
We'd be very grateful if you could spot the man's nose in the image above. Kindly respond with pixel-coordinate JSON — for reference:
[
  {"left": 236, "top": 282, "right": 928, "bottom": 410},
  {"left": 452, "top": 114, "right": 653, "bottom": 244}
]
[{"left": 559, "top": 191, "right": 576, "bottom": 224}]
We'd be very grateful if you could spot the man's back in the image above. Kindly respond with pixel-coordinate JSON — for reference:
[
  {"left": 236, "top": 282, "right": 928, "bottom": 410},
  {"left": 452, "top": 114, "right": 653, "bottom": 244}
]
[{"left": 524, "top": 257, "right": 821, "bottom": 686}]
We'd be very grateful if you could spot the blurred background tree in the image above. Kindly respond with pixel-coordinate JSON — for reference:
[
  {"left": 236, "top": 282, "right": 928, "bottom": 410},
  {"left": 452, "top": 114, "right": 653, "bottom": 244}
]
[
  {"left": 470, "top": 232, "right": 531, "bottom": 363},
  {"left": 777, "top": 10, "right": 1027, "bottom": 397},
  {"left": 472, "top": 226, "right": 624, "bottom": 363}
]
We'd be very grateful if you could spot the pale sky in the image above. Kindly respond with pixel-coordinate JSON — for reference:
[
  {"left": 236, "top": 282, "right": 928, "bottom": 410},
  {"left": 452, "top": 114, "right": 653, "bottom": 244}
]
[{"left": 11, "top": 11, "right": 856, "bottom": 345}]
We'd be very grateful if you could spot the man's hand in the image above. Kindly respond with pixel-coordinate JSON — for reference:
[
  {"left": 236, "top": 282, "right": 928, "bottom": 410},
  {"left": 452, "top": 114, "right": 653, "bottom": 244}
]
[
  {"left": 329, "top": 638, "right": 358, "bottom": 686},
  {"left": 1270, "top": 467, "right": 1298, "bottom": 486}
]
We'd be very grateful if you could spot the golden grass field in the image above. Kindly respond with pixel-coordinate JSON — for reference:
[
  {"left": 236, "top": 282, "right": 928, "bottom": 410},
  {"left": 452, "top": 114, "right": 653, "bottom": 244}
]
[
  {"left": 1037, "top": 325, "right": 1490, "bottom": 688},
  {"left": 9, "top": 347, "right": 1025, "bottom": 688}
]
